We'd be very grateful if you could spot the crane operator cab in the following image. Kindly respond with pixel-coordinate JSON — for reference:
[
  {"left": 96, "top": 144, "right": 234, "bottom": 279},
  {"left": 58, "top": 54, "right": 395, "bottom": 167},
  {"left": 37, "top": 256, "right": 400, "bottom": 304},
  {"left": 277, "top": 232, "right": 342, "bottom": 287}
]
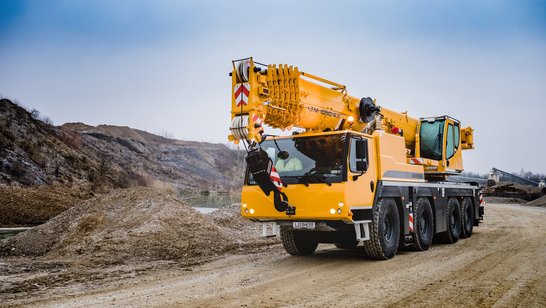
[{"left": 416, "top": 116, "right": 473, "bottom": 179}]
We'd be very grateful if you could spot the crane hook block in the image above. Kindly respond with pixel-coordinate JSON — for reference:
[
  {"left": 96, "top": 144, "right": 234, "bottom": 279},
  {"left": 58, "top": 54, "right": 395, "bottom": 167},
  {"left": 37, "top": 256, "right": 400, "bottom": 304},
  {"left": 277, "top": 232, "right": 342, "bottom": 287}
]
[{"left": 245, "top": 148, "right": 289, "bottom": 212}]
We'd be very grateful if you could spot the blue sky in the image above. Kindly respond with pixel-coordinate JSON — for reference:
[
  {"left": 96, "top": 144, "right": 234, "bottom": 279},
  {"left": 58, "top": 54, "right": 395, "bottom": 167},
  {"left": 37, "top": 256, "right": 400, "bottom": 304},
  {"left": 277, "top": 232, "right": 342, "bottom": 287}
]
[{"left": 1, "top": 0, "right": 545, "bottom": 174}]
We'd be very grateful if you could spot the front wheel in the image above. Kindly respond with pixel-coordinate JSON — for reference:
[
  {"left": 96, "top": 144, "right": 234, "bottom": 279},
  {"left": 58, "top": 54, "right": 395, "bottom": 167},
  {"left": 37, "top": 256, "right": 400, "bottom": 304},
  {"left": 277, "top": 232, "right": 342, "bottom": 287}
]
[
  {"left": 363, "top": 198, "right": 400, "bottom": 260},
  {"left": 280, "top": 227, "right": 318, "bottom": 256}
]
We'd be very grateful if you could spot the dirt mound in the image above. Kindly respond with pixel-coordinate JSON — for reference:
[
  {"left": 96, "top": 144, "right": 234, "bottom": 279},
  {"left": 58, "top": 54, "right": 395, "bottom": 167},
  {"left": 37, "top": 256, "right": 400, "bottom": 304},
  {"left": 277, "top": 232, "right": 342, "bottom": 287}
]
[
  {"left": 483, "top": 182, "right": 545, "bottom": 201},
  {"left": 524, "top": 195, "right": 546, "bottom": 207},
  {"left": 0, "top": 188, "right": 234, "bottom": 264},
  {"left": 0, "top": 186, "right": 92, "bottom": 227},
  {"left": 483, "top": 196, "right": 527, "bottom": 204},
  {"left": 210, "top": 204, "right": 278, "bottom": 246}
]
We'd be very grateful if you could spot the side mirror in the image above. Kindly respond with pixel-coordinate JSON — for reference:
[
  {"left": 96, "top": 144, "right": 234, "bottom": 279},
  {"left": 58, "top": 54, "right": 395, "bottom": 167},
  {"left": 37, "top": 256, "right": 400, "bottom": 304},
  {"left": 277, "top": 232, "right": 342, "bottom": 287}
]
[
  {"left": 356, "top": 140, "right": 368, "bottom": 159},
  {"left": 353, "top": 139, "right": 369, "bottom": 181},
  {"left": 356, "top": 160, "right": 368, "bottom": 172}
]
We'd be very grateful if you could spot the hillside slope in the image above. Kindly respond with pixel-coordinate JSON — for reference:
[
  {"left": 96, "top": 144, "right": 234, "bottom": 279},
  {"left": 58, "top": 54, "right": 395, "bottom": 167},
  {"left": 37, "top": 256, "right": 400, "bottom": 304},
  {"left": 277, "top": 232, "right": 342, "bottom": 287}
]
[{"left": 0, "top": 98, "right": 244, "bottom": 193}]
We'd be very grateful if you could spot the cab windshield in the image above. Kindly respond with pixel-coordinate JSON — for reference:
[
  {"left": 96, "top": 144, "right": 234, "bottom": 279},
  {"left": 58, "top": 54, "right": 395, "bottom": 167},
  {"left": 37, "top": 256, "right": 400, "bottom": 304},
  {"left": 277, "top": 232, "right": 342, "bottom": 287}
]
[{"left": 247, "top": 134, "right": 346, "bottom": 185}]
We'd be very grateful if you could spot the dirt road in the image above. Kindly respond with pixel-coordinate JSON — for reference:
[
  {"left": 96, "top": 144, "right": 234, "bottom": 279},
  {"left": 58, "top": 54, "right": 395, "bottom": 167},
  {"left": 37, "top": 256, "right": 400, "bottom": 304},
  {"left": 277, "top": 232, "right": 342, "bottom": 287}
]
[{"left": 7, "top": 203, "right": 546, "bottom": 307}]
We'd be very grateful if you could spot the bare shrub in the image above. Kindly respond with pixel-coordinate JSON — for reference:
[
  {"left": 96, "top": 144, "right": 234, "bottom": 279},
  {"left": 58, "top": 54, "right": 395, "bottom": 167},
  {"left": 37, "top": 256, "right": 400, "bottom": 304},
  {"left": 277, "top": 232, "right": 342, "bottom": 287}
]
[
  {"left": 57, "top": 130, "right": 83, "bottom": 149},
  {"left": 40, "top": 115, "right": 53, "bottom": 126},
  {"left": 117, "top": 170, "right": 150, "bottom": 188}
]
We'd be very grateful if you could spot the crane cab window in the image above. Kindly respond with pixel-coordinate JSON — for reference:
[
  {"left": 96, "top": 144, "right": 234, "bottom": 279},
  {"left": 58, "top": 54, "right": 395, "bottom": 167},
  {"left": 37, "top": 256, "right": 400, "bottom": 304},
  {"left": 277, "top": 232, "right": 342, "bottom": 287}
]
[
  {"left": 420, "top": 119, "right": 445, "bottom": 161},
  {"left": 446, "top": 124, "right": 455, "bottom": 159},
  {"left": 454, "top": 122, "right": 460, "bottom": 150},
  {"left": 446, "top": 122, "right": 460, "bottom": 159}
]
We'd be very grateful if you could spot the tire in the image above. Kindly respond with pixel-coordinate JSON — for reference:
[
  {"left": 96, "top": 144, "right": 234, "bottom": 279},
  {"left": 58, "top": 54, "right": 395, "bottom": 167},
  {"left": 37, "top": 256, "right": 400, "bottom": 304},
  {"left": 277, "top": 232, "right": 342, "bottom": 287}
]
[
  {"left": 334, "top": 240, "right": 358, "bottom": 249},
  {"left": 280, "top": 226, "right": 318, "bottom": 256},
  {"left": 411, "top": 198, "right": 434, "bottom": 251},
  {"left": 363, "top": 198, "right": 400, "bottom": 260},
  {"left": 460, "top": 197, "right": 474, "bottom": 238},
  {"left": 438, "top": 197, "right": 461, "bottom": 244}
]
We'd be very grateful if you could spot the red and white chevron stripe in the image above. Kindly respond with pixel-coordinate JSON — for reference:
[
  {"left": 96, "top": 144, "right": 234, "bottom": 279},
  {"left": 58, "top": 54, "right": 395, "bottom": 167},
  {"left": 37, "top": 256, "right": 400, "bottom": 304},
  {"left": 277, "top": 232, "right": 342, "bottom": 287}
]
[
  {"left": 409, "top": 212, "right": 414, "bottom": 232},
  {"left": 409, "top": 158, "right": 424, "bottom": 165},
  {"left": 234, "top": 83, "right": 250, "bottom": 107},
  {"left": 270, "top": 166, "right": 283, "bottom": 191}
]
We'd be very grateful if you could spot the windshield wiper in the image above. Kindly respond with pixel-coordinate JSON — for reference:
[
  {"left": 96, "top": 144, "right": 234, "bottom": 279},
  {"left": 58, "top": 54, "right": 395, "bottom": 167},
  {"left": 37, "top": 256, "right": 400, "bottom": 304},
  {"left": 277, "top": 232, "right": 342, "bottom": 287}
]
[{"left": 300, "top": 173, "right": 332, "bottom": 186}]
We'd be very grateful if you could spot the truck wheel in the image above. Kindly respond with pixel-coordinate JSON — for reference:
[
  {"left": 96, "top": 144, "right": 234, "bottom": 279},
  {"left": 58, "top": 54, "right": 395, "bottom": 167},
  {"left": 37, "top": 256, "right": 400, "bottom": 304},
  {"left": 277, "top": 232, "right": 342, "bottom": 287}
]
[
  {"left": 411, "top": 198, "right": 434, "bottom": 251},
  {"left": 280, "top": 226, "right": 318, "bottom": 256},
  {"left": 438, "top": 197, "right": 461, "bottom": 244},
  {"left": 334, "top": 240, "right": 358, "bottom": 249},
  {"left": 363, "top": 198, "right": 400, "bottom": 260},
  {"left": 460, "top": 197, "right": 474, "bottom": 238}
]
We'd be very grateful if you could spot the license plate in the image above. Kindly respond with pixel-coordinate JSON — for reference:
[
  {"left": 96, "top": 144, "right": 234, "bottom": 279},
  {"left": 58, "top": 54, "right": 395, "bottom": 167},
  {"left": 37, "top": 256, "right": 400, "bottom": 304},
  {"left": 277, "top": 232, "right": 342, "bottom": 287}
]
[{"left": 293, "top": 221, "right": 315, "bottom": 229}]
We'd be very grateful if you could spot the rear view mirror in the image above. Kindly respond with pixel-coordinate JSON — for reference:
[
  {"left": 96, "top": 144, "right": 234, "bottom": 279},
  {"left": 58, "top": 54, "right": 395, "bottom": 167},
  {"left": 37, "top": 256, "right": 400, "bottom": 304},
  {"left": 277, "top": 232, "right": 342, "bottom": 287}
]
[
  {"left": 353, "top": 139, "right": 369, "bottom": 180},
  {"left": 356, "top": 140, "right": 368, "bottom": 159},
  {"left": 356, "top": 160, "right": 368, "bottom": 172}
]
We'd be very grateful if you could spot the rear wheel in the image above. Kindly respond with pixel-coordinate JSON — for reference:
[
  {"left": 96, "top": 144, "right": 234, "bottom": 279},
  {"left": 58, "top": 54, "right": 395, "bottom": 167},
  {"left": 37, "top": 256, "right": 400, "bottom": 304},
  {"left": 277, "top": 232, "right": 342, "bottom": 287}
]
[
  {"left": 363, "top": 198, "right": 400, "bottom": 260},
  {"left": 460, "top": 197, "right": 474, "bottom": 238},
  {"left": 280, "top": 227, "right": 318, "bottom": 256},
  {"left": 411, "top": 198, "right": 434, "bottom": 251},
  {"left": 438, "top": 197, "right": 461, "bottom": 244}
]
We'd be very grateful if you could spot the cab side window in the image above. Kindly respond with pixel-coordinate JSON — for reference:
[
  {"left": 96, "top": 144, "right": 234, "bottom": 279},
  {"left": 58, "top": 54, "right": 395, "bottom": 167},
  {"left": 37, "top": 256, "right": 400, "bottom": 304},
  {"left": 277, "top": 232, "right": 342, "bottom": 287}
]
[
  {"left": 446, "top": 124, "right": 455, "bottom": 159},
  {"left": 454, "top": 122, "right": 460, "bottom": 150}
]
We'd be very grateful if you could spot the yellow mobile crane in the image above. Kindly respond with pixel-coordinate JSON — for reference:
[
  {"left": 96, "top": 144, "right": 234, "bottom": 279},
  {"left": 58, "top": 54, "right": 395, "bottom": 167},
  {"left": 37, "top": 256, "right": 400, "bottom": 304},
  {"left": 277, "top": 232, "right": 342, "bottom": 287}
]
[{"left": 229, "top": 57, "right": 483, "bottom": 259}]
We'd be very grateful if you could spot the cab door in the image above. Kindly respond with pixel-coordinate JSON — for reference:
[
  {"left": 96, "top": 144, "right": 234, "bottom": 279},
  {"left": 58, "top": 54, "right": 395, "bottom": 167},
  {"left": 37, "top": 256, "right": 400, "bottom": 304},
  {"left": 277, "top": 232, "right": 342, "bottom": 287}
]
[
  {"left": 345, "top": 135, "right": 377, "bottom": 209},
  {"left": 444, "top": 118, "right": 463, "bottom": 172}
]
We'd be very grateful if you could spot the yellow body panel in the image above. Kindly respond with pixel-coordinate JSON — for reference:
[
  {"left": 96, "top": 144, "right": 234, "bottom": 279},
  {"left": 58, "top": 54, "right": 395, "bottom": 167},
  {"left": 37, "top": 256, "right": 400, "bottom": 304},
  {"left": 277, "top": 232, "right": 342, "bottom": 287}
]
[
  {"left": 241, "top": 183, "right": 356, "bottom": 221},
  {"left": 373, "top": 131, "right": 424, "bottom": 182}
]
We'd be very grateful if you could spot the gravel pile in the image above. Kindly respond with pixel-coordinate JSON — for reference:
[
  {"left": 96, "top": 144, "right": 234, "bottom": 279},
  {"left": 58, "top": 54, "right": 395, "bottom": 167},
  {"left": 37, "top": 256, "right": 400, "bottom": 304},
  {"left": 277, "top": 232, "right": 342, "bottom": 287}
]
[
  {"left": 524, "top": 195, "right": 546, "bottom": 207},
  {"left": 483, "top": 182, "right": 545, "bottom": 201},
  {"left": 483, "top": 196, "right": 527, "bottom": 204},
  {"left": 0, "top": 188, "right": 273, "bottom": 265},
  {"left": 210, "top": 204, "right": 278, "bottom": 247}
]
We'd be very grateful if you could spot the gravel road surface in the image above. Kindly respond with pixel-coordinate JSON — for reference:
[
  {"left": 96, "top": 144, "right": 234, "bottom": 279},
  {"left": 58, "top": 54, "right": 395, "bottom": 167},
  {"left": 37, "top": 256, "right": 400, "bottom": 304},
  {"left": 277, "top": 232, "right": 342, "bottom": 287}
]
[{"left": 6, "top": 203, "right": 546, "bottom": 307}]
